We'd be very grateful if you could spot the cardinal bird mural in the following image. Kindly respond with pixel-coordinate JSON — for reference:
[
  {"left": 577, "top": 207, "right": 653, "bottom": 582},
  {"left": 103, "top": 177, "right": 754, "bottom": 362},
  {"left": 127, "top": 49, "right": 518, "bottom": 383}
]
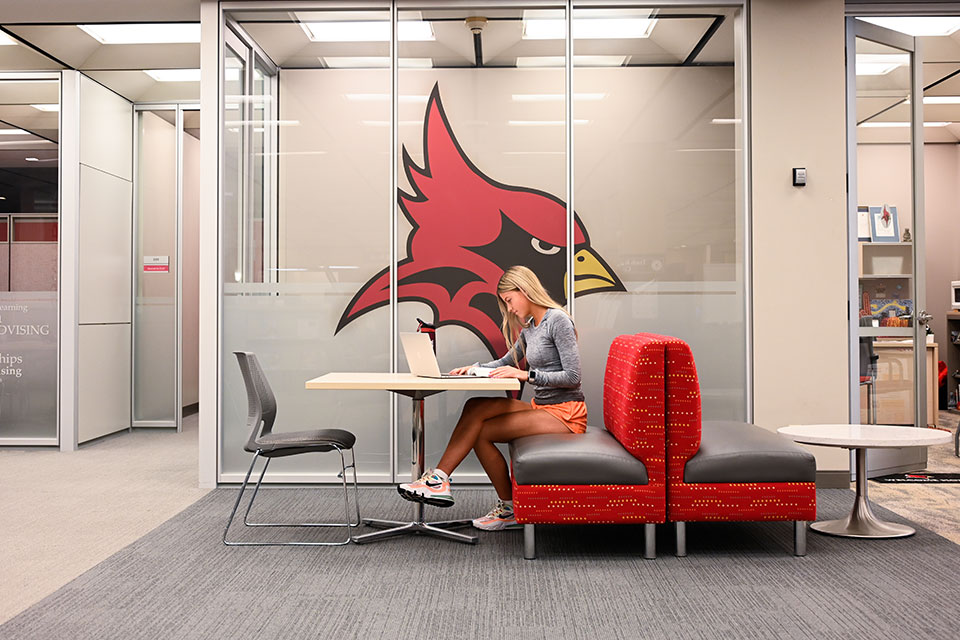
[{"left": 336, "top": 83, "right": 625, "bottom": 358}]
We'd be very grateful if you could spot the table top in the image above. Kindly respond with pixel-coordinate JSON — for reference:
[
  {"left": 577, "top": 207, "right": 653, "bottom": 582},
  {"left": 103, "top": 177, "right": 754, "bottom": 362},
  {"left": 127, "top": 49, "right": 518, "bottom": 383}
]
[
  {"left": 305, "top": 372, "right": 520, "bottom": 392},
  {"left": 778, "top": 424, "right": 951, "bottom": 448}
]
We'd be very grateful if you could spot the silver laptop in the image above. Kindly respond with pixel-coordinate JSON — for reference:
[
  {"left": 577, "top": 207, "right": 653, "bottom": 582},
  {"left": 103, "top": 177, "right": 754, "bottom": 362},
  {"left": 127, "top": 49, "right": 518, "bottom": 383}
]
[{"left": 399, "top": 332, "right": 469, "bottom": 379}]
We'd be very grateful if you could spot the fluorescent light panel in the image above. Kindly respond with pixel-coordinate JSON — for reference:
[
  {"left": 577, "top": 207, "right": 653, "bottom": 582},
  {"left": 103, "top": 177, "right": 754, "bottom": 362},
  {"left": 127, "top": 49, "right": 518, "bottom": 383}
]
[
  {"left": 0, "top": 31, "right": 18, "bottom": 46},
  {"left": 301, "top": 20, "right": 433, "bottom": 42},
  {"left": 859, "top": 121, "right": 949, "bottom": 127},
  {"left": 321, "top": 57, "right": 432, "bottom": 69},
  {"left": 522, "top": 12, "right": 656, "bottom": 39},
  {"left": 144, "top": 68, "right": 200, "bottom": 82},
  {"left": 0, "top": 129, "right": 28, "bottom": 135},
  {"left": 78, "top": 23, "right": 200, "bottom": 44},
  {"left": 30, "top": 104, "right": 58, "bottom": 112},
  {"left": 855, "top": 53, "right": 909, "bottom": 76},
  {"left": 512, "top": 93, "right": 606, "bottom": 101},
  {"left": 923, "top": 96, "right": 960, "bottom": 104},
  {"left": 859, "top": 17, "right": 960, "bottom": 37},
  {"left": 516, "top": 56, "right": 627, "bottom": 67}
]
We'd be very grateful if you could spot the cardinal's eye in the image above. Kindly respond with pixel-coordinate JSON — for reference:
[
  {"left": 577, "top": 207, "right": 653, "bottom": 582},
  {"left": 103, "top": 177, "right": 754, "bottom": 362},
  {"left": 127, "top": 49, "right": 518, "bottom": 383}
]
[{"left": 531, "top": 238, "right": 561, "bottom": 255}]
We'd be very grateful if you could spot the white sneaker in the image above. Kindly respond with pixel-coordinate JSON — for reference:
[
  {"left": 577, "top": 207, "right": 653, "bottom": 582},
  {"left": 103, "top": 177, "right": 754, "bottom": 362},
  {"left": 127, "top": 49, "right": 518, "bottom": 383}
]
[
  {"left": 472, "top": 501, "right": 521, "bottom": 531},
  {"left": 398, "top": 470, "right": 454, "bottom": 507}
]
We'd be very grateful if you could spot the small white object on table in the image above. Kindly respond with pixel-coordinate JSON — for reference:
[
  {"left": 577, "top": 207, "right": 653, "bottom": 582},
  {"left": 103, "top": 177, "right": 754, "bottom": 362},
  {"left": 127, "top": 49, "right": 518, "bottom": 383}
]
[
  {"left": 778, "top": 424, "right": 951, "bottom": 538},
  {"left": 306, "top": 372, "right": 520, "bottom": 545}
]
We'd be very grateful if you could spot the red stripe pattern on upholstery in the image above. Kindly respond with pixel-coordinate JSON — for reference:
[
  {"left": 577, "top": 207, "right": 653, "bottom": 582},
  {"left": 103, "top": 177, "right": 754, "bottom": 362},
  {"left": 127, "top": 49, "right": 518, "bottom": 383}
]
[
  {"left": 512, "top": 334, "right": 670, "bottom": 525},
  {"left": 660, "top": 337, "right": 816, "bottom": 522}
]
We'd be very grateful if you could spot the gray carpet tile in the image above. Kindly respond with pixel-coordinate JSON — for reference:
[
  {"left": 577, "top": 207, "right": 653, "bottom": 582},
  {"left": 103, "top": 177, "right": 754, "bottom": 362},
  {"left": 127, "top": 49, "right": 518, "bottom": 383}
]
[{"left": 1, "top": 488, "right": 958, "bottom": 640}]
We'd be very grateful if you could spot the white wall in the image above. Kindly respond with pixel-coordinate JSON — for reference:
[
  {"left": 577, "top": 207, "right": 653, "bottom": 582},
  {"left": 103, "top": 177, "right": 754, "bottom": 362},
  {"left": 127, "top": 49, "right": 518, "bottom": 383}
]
[
  {"left": 751, "top": 0, "right": 850, "bottom": 474},
  {"left": 76, "top": 75, "right": 133, "bottom": 444}
]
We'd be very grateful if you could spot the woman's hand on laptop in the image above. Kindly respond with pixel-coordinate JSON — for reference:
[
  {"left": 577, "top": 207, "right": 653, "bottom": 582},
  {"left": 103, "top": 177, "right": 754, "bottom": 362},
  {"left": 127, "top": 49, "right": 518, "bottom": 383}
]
[
  {"left": 448, "top": 366, "right": 473, "bottom": 376},
  {"left": 489, "top": 366, "right": 528, "bottom": 381}
]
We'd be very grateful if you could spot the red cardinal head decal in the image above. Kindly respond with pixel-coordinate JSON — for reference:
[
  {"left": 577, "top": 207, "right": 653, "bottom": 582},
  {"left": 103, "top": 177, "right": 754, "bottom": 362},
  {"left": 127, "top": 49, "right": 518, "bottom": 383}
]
[{"left": 336, "top": 83, "right": 624, "bottom": 357}]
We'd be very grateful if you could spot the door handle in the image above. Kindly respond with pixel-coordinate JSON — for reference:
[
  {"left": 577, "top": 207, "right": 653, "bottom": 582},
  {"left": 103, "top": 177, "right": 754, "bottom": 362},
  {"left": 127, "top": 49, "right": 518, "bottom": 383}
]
[{"left": 916, "top": 310, "right": 932, "bottom": 326}]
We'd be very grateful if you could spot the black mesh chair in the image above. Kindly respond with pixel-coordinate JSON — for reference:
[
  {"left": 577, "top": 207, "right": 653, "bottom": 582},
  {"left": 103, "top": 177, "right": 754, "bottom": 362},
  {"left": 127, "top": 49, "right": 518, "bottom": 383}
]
[
  {"left": 860, "top": 338, "right": 879, "bottom": 425},
  {"left": 223, "top": 351, "right": 361, "bottom": 546}
]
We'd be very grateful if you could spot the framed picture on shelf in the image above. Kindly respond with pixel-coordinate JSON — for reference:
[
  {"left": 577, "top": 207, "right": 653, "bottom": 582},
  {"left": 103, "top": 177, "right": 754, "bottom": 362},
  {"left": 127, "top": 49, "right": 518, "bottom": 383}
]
[
  {"left": 869, "top": 204, "right": 899, "bottom": 243},
  {"left": 857, "top": 206, "right": 872, "bottom": 241}
]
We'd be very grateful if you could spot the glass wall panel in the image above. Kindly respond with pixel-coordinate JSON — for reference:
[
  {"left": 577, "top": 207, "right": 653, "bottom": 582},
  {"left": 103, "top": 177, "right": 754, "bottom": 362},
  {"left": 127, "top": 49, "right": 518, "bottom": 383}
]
[
  {"left": 573, "top": 5, "right": 746, "bottom": 420},
  {"left": 0, "top": 75, "right": 60, "bottom": 443},
  {"left": 220, "top": 7, "right": 393, "bottom": 481},
  {"left": 133, "top": 109, "right": 178, "bottom": 424},
  {"left": 391, "top": 5, "right": 568, "bottom": 479}
]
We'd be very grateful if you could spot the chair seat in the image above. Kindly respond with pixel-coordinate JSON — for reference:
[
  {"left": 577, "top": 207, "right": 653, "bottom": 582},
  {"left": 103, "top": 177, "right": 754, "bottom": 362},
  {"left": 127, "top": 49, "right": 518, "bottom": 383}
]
[
  {"left": 251, "top": 428, "right": 356, "bottom": 457},
  {"left": 683, "top": 420, "right": 815, "bottom": 484},
  {"left": 510, "top": 426, "right": 648, "bottom": 485}
]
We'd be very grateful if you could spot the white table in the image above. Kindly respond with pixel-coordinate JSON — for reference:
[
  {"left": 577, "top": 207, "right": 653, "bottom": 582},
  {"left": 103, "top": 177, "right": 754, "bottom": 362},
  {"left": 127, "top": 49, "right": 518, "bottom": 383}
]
[
  {"left": 305, "top": 373, "right": 520, "bottom": 545},
  {"left": 778, "top": 424, "right": 951, "bottom": 538}
]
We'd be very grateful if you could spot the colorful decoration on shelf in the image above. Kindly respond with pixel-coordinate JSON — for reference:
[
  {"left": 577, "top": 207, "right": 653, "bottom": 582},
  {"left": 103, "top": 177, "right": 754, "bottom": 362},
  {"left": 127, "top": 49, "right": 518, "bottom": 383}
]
[
  {"left": 902, "top": 227, "right": 911, "bottom": 242},
  {"left": 870, "top": 298, "right": 913, "bottom": 327},
  {"left": 860, "top": 291, "right": 872, "bottom": 318}
]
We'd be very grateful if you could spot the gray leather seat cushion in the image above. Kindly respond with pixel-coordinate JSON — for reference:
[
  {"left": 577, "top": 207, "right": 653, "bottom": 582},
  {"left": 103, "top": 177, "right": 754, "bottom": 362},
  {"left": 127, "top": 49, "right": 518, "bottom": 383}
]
[
  {"left": 510, "top": 426, "right": 648, "bottom": 485},
  {"left": 684, "top": 421, "right": 815, "bottom": 483}
]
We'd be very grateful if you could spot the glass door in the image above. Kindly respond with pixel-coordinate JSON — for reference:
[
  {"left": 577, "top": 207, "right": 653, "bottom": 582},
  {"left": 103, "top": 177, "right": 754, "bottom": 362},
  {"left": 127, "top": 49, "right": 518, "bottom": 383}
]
[
  {"left": 132, "top": 105, "right": 197, "bottom": 430},
  {"left": 847, "top": 18, "right": 929, "bottom": 476}
]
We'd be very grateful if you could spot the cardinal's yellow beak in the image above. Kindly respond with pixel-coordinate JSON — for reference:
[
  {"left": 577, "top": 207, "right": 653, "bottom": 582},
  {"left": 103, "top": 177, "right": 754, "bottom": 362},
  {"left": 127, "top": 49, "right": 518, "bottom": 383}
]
[{"left": 563, "top": 247, "right": 622, "bottom": 295}]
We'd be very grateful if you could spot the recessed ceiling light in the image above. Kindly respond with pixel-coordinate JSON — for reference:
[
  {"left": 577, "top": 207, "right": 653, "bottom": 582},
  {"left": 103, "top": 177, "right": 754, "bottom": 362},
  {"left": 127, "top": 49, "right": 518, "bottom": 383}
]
[
  {"left": 515, "top": 56, "right": 627, "bottom": 67},
  {"left": 0, "top": 129, "right": 28, "bottom": 135},
  {"left": 512, "top": 93, "right": 606, "bottom": 101},
  {"left": 508, "top": 120, "right": 590, "bottom": 126},
  {"left": 30, "top": 104, "right": 59, "bottom": 112},
  {"left": 144, "top": 69, "right": 201, "bottom": 82},
  {"left": 855, "top": 53, "right": 909, "bottom": 76},
  {"left": 0, "top": 72, "right": 57, "bottom": 81},
  {"left": 859, "top": 17, "right": 960, "bottom": 37},
  {"left": 0, "top": 31, "right": 18, "bottom": 46},
  {"left": 522, "top": 15, "right": 657, "bottom": 40},
  {"left": 78, "top": 23, "right": 201, "bottom": 45},
  {"left": 923, "top": 96, "right": 960, "bottom": 104},
  {"left": 25, "top": 157, "right": 39, "bottom": 161},
  {"left": 859, "top": 121, "right": 949, "bottom": 128},
  {"left": 299, "top": 19, "right": 434, "bottom": 42},
  {"left": 320, "top": 57, "right": 433, "bottom": 69}
]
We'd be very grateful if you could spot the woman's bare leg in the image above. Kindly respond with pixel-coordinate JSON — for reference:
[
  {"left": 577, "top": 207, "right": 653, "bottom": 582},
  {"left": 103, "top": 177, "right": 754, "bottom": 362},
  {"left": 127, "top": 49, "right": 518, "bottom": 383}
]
[
  {"left": 435, "top": 397, "right": 528, "bottom": 476},
  {"left": 474, "top": 410, "right": 570, "bottom": 500}
]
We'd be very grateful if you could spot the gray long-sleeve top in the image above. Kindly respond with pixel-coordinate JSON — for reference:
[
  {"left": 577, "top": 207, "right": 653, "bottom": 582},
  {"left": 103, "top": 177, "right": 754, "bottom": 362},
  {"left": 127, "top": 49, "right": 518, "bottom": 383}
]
[{"left": 480, "top": 308, "right": 584, "bottom": 405}]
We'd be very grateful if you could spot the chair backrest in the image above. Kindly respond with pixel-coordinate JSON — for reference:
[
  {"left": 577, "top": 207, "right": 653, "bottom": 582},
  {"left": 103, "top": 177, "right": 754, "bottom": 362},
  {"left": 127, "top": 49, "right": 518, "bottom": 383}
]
[
  {"left": 234, "top": 351, "right": 278, "bottom": 452},
  {"left": 859, "top": 337, "right": 878, "bottom": 379},
  {"left": 660, "top": 338, "right": 703, "bottom": 486},
  {"left": 602, "top": 334, "right": 668, "bottom": 486}
]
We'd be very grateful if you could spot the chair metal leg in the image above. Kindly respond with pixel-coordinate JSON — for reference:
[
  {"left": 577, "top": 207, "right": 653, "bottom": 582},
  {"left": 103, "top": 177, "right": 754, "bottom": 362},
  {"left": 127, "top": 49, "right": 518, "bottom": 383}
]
[
  {"left": 675, "top": 521, "right": 687, "bottom": 557},
  {"left": 223, "top": 448, "right": 359, "bottom": 547},
  {"left": 794, "top": 521, "right": 808, "bottom": 556},
  {"left": 644, "top": 523, "right": 656, "bottom": 559},
  {"left": 523, "top": 524, "right": 536, "bottom": 560}
]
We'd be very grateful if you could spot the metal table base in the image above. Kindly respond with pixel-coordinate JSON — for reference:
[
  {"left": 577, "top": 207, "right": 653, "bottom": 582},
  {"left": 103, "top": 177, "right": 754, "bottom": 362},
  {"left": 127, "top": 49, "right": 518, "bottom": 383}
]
[
  {"left": 353, "top": 393, "right": 479, "bottom": 545},
  {"left": 810, "top": 447, "right": 915, "bottom": 539}
]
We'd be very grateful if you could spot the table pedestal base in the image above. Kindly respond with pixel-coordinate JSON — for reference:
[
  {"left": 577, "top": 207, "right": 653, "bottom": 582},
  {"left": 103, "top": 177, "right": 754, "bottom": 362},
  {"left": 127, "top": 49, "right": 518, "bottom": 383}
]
[
  {"left": 354, "top": 517, "right": 478, "bottom": 545},
  {"left": 811, "top": 447, "right": 915, "bottom": 539}
]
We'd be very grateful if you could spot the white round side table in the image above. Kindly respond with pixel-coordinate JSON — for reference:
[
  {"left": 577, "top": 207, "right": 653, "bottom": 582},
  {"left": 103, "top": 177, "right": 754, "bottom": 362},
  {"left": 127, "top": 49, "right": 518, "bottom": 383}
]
[{"left": 778, "top": 424, "right": 951, "bottom": 539}]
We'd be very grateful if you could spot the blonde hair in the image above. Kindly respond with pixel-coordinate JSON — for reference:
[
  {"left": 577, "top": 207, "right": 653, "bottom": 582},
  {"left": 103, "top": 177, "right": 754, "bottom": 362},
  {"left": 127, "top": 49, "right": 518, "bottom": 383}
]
[{"left": 496, "top": 265, "right": 572, "bottom": 365}]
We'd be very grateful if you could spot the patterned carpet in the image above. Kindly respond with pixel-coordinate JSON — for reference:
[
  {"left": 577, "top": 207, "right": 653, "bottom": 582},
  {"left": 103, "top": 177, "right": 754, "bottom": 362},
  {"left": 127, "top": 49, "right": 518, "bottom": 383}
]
[
  {"left": 868, "top": 412, "right": 960, "bottom": 543},
  {"left": 1, "top": 487, "right": 958, "bottom": 640}
]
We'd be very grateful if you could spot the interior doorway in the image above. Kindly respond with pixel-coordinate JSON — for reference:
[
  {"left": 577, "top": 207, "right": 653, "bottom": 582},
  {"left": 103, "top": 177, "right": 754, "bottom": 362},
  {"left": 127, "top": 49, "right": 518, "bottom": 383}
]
[{"left": 132, "top": 104, "right": 200, "bottom": 431}]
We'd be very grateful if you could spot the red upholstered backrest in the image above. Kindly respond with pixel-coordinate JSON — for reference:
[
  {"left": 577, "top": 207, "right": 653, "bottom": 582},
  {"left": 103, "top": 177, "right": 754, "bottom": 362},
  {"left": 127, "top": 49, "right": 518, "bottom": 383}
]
[
  {"left": 662, "top": 339, "right": 703, "bottom": 483},
  {"left": 602, "top": 334, "right": 667, "bottom": 485}
]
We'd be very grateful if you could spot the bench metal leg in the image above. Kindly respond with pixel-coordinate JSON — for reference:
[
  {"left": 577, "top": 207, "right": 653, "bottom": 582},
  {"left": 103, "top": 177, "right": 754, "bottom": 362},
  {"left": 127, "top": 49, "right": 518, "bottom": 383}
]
[
  {"left": 644, "top": 523, "right": 656, "bottom": 559},
  {"left": 675, "top": 521, "right": 687, "bottom": 557},
  {"left": 794, "top": 521, "right": 808, "bottom": 556},
  {"left": 523, "top": 524, "right": 536, "bottom": 560}
]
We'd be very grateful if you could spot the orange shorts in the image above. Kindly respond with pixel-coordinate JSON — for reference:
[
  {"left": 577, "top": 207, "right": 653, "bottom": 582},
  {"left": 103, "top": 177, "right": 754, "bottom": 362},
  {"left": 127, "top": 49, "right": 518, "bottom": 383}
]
[{"left": 530, "top": 399, "right": 588, "bottom": 434}]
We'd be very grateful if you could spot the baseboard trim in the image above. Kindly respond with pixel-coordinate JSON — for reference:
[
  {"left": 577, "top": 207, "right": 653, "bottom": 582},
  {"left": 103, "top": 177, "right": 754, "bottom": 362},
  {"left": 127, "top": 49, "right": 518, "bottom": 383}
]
[{"left": 816, "top": 470, "right": 850, "bottom": 489}]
